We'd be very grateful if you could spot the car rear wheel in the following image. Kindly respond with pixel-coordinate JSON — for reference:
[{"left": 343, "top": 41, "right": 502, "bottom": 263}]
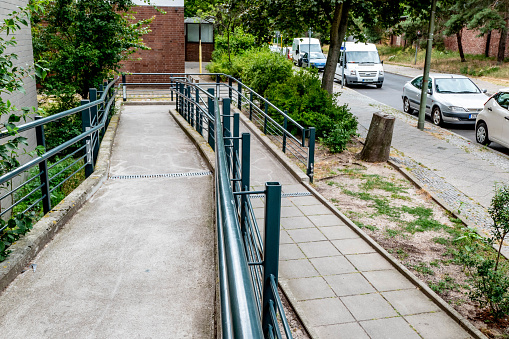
[
  {"left": 376, "top": 83, "right": 383, "bottom": 88},
  {"left": 476, "top": 122, "right": 490, "bottom": 146},
  {"left": 432, "top": 107, "right": 443, "bottom": 126},
  {"left": 403, "top": 97, "right": 413, "bottom": 114}
]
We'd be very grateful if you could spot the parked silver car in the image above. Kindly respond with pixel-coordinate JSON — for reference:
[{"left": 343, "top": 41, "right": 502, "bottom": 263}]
[{"left": 402, "top": 74, "right": 488, "bottom": 126}]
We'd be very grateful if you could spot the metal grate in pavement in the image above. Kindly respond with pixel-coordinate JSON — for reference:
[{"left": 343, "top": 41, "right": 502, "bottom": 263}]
[{"left": 109, "top": 171, "right": 212, "bottom": 180}]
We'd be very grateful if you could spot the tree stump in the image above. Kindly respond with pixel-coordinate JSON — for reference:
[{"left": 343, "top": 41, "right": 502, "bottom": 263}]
[{"left": 359, "top": 112, "right": 395, "bottom": 162}]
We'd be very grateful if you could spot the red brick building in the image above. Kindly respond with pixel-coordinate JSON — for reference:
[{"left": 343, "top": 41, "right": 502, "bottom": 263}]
[
  {"left": 443, "top": 28, "right": 509, "bottom": 57},
  {"left": 121, "top": 0, "right": 185, "bottom": 83},
  {"left": 185, "top": 17, "right": 214, "bottom": 62}
]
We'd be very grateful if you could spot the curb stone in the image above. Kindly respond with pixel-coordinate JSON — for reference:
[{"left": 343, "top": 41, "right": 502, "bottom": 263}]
[{"left": 0, "top": 103, "right": 122, "bottom": 294}]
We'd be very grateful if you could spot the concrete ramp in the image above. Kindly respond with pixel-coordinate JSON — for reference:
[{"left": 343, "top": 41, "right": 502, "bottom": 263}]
[{"left": 0, "top": 105, "right": 216, "bottom": 338}]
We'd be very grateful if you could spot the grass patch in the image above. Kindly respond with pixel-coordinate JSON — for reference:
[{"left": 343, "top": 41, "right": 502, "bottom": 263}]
[
  {"left": 360, "top": 174, "right": 407, "bottom": 194},
  {"left": 355, "top": 221, "right": 378, "bottom": 231},
  {"left": 401, "top": 205, "right": 433, "bottom": 218},
  {"left": 413, "top": 262, "right": 435, "bottom": 276},
  {"left": 405, "top": 218, "right": 446, "bottom": 233}
]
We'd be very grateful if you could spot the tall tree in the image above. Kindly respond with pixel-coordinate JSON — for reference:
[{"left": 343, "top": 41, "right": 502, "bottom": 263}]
[
  {"left": 267, "top": 0, "right": 428, "bottom": 94},
  {"left": 32, "top": 0, "right": 155, "bottom": 98}
]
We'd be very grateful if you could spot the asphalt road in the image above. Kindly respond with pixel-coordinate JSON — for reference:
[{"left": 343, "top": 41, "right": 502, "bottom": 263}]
[{"left": 348, "top": 72, "right": 509, "bottom": 156}]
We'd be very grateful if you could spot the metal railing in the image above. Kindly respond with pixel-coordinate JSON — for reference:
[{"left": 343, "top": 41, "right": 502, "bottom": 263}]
[
  {"left": 167, "top": 77, "right": 293, "bottom": 338},
  {"left": 0, "top": 78, "right": 118, "bottom": 230},
  {"left": 121, "top": 72, "right": 316, "bottom": 182}
]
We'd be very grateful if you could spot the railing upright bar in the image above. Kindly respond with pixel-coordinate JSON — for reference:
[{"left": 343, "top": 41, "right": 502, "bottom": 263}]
[
  {"left": 307, "top": 127, "right": 316, "bottom": 184},
  {"left": 228, "top": 78, "right": 233, "bottom": 100},
  {"left": 261, "top": 182, "right": 282, "bottom": 335},
  {"left": 238, "top": 80, "right": 242, "bottom": 110},
  {"left": 240, "top": 132, "right": 250, "bottom": 237},
  {"left": 282, "top": 114, "right": 288, "bottom": 154},
  {"left": 232, "top": 112, "right": 240, "bottom": 188},
  {"left": 223, "top": 98, "right": 232, "bottom": 173},
  {"left": 122, "top": 74, "right": 127, "bottom": 101},
  {"left": 207, "top": 88, "right": 215, "bottom": 150},
  {"left": 35, "top": 116, "right": 51, "bottom": 214},
  {"left": 80, "top": 100, "right": 94, "bottom": 178},
  {"left": 264, "top": 101, "right": 268, "bottom": 134},
  {"left": 196, "top": 88, "right": 202, "bottom": 135},
  {"left": 249, "top": 92, "right": 253, "bottom": 120},
  {"left": 89, "top": 88, "right": 100, "bottom": 165},
  {"left": 216, "top": 75, "right": 220, "bottom": 99}
]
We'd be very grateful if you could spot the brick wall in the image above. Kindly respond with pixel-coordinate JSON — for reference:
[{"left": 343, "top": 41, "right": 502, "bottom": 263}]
[
  {"left": 443, "top": 28, "right": 509, "bottom": 57},
  {"left": 185, "top": 42, "right": 214, "bottom": 62},
  {"left": 120, "top": 6, "right": 185, "bottom": 84}
]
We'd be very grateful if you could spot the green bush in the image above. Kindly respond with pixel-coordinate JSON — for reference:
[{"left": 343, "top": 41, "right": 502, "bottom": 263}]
[
  {"left": 265, "top": 69, "right": 357, "bottom": 152},
  {"left": 213, "top": 27, "right": 256, "bottom": 56}
]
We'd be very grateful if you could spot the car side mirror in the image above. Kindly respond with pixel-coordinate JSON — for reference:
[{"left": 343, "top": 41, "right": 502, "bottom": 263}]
[
  {"left": 427, "top": 89, "right": 432, "bottom": 95},
  {"left": 482, "top": 89, "right": 487, "bottom": 93},
  {"left": 381, "top": 60, "right": 384, "bottom": 65}
]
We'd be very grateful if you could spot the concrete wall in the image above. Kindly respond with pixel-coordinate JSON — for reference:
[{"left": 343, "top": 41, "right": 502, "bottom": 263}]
[{"left": 0, "top": 0, "right": 38, "bottom": 214}]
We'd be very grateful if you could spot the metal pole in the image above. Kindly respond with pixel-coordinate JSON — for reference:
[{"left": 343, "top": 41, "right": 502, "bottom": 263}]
[
  {"left": 341, "top": 41, "right": 346, "bottom": 89},
  {"left": 282, "top": 115, "right": 288, "bottom": 153},
  {"left": 35, "top": 116, "right": 51, "bottom": 214},
  {"left": 307, "top": 127, "right": 316, "bottom": 183},
  {"left": 414, "top": 40, "right": 418, "bottom": 65},
  {"left": 81, "top": 100, "right": 94, "bottom": 178},
  {"left": 223, "top": 98, "right": 232, "bottom": 173},
  {"left": 228, "top": 78, "right": 233, "bottom": 100},
  {"left": 249, "top": 92, "right": 253, "bottom": 120},
  {"left": 233, "top": 112, "right": 240, "bottom": 185},
  {"left": 263, "top": 101, "right": 268, "bottom": 134},
  {"left": 216, "top": 75, "right": 220, "bottom": 98},
  {"left": 237, "top": 80, "right": 242, "bottom": 110},
  {"left": 207, "top": 88, "right": 215, "bottom": 150},
  {"left": 418, "top": 0, "right": 437, "bottom": 131},
  {"left": 89, "top": 88, "right": 99, "bottom": 165},
  {"left": 122, "top": 74, "right": 127, "bottom": 101},
  {"left": 240, "top": 133, "right": 250, "bottom": 236},
  {"left": 196, "top": 88, "right": 202, "bottom": 136},
  {"left": 261, "top": 182, "right": 282, "bottom": 335}
]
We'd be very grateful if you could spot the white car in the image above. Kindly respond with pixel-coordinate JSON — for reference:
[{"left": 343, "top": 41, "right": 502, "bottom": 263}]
[
  {"left": 402, "top": 74, "right": 488, "bottom": 126},
  {"left": 475, "top": 88, "right": 509, "bottom": 149}
]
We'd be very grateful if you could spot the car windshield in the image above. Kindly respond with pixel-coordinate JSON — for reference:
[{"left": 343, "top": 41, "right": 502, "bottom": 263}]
[
  {"left": 346, "top": 51, "right": 380, "bottom": 63},
  {"left": 301, "top": 44, "right": 321, "bottom": 54},
  {"left": 435, "top": 78, "right": 480, "bottom": 94},
  {"left": 309, "top": 52, "right": 325, "bottom": 59}
]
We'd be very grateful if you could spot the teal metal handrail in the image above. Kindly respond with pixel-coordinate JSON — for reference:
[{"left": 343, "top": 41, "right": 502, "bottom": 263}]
[
  {"left": 0, "top": 78, "right": 118, "bottom": 231},
  {"left": 120, "top": 72, "right": 316, "bottom": 182},
  {"left": 169, "top": 77, "right": 293, "bottom": 338}
]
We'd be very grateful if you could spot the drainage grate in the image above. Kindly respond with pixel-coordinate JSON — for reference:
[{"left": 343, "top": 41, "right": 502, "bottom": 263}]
[
  {"left": 109, "top": 171, "right": 212, "bottom": 180},
  {"left": 250, "top": 192, "right": 312, "bottom": 199}
]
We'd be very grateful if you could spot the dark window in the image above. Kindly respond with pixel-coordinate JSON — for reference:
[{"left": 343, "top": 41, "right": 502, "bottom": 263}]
[
  {"left": 411, "top": 77, "right": 423, "bottom": 89},
  {"left": 495, "top": 92, "right": 509, "bottom": 109}
]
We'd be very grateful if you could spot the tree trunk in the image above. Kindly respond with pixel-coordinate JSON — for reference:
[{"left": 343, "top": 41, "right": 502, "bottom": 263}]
[
  {"left": 485, "top": 30, "right": 491, "bottom": 57},
  {"left": 497, "top": 19, "right": 508, "bottom": 64},
  {"left": 359, "top": 112, "right": 395, "bottom": 162},
  {"left": 456, "top": 31, "right": 466, "bottom": 62},
  {"left": 321, "top": 0, "right": 351, "bottom": 95}
]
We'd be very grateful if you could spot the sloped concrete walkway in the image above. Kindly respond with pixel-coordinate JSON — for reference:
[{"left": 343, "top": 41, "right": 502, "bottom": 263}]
[{"left": 0, "top": 105, "right": 216, "bottom": 337}]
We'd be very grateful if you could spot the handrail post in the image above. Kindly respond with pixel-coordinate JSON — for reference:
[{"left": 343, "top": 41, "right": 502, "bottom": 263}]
[
  {"left": 233, "top": 112, "right": 240, "bottom": 186},
  {"left": 240, "top": 132, "right": 250, "bottom": 235},
  {"left": 216, "top": 75, "right": 220, "bottom": 98},
  {"left": 35, "top": 116, "right": 51, "bottom": 214},
  {"left": 180, "top": 83, "right": 185, "bottom": 115},
  {"left": 237, "top": 80, "right": 242, "bottom": 109},
  {"left": 307, "top": 127, "right": 316, "bottom": 183},
  {"left": 228, "top": 78, "right": 233, "bottom": 100},
  {"left": 81, "top": 100, "right": 94, "bottom": 178},
  {"left": 263, "top": 101, "right": 268, "bottom": 134},
  {"left": 207, "top": 88, "right": 215, "bottom": 150},
  {"left": 175, "top": 82, "right": 179, "bottom": 112},
  {"left": 122, "top": 74, "right": 127, "bottom": 101},
  {"left": 249, "top": 92, "right": 253, "bottom": 120},
  {"left": 262, "top": 182, "right": 282, "bottom": 335},
  {"left": 89, "top": 88, "right": 100, "bottom": 165},
  {"left": 223, "top": 98, "right": 231, "bottom": 173},
  {"left": 282, "top": 114, "right": 288, "bottom": 153},
  {"left": 196, "top": 88, "right": 202, "bottom": 136}
]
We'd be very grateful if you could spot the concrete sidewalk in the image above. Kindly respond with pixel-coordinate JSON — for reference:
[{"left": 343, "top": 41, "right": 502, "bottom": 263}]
[
  {"left": 0, "top": 105, "right": 216, "bottom": 337},
  {"left": 335, "top": 65, "right": 509, "bottom": 257}
]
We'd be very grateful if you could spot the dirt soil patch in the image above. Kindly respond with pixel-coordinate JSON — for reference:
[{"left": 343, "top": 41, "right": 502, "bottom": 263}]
[{"left": 311, "top": 138, "right": 509, "bottom": 338}]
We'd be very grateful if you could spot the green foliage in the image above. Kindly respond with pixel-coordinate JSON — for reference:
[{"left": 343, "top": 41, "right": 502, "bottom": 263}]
[
  {"left": 0, "top": 1, "right": 47, "bottom": 261},
  {"left": 213, "top": 27, "right": 257, "bottom": 57},
  {"left": 208, "top": 47, "right": 358, "bottom": 153},
  {"left": 489, "top": 184, "right": 509, "bottom": 271},
  {"left": 32, "top": 0, "right": 154, "bottom": 98}
]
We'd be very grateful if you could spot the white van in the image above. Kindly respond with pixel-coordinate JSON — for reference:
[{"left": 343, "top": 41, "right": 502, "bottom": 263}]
[
  {"left": 292, "top": 38, "right": 322, "bottom": 67},
  {"left": 335, "top": 42, "right": 384, "bottom": 88}
]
